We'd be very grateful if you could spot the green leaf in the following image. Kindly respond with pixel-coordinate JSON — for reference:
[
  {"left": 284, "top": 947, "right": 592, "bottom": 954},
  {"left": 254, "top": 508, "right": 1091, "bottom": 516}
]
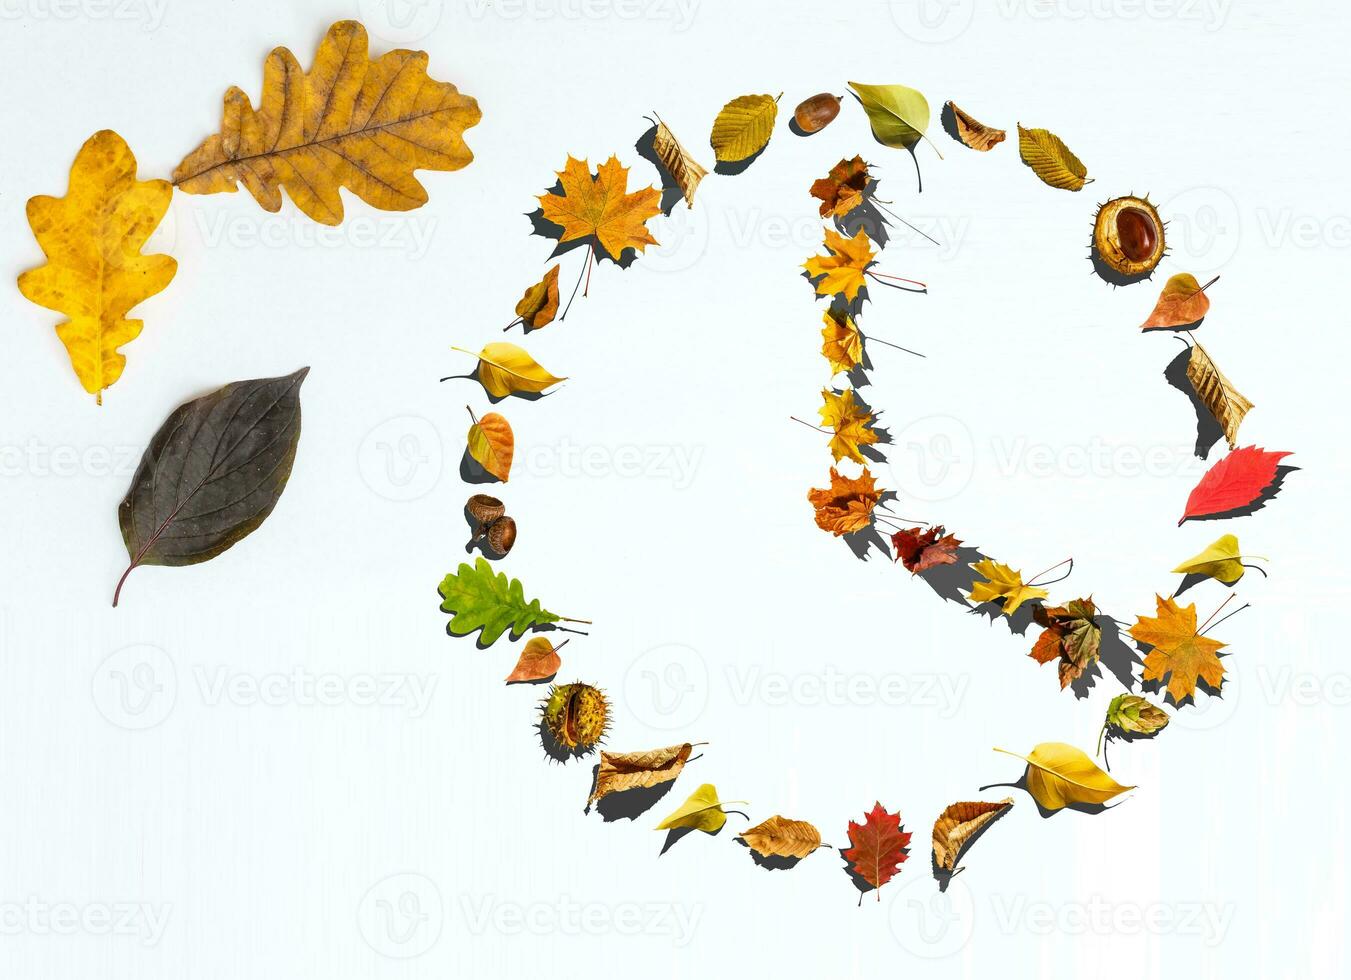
[
  {"left": 848, "top": 81, "right": 931, "bottom": 151},
  {"left": 438, "top": 557, "right": 560, "bottom": 645}
]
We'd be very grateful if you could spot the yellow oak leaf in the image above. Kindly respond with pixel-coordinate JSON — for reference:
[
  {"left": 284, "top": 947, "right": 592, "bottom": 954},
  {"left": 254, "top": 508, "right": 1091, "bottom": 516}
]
[
  {"left": 18, "top": 130, "right": 176, "bottom": 404},
  {"left": 452, "top": 342, "right": 565, "bottom": 398},
  {"left": 538, "top": 155, "right": 661, "bottom": 261},
  {"left": 807, "top": 467, "right": 881, "bottom": 536},
  {"left": 1129, "top": 595, "right": 1227, "bottom": 703},
  {"left": 818, "top": 388, "right": 878, "bottom": 464},
  {"left": 821, "top": 307, "right": 863, "bottom": 376},
  {"left": 804, "top": 228, "right": 875, "bottom": 301},
  {"left": 968, "top": 560, "right": 1048, "bottom": 616},
  {"left": 1172, "top": 534, "right": 1250, "bottom": 585},
  {"left": 173, "top": 21, "right": 481, "bottom": 225},
  {"left": 655, "top": 783, "right": 744, "bottom": 834}
]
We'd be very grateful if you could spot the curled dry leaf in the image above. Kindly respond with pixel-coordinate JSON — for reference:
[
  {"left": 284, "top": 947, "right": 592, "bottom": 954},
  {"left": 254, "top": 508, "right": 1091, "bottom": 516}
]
[
  {"left": 807, "top": 467, "right": 881, "bottom": 536},
  {"left": 1029, "top": 598, "right": 1102, "bottom": 689},
  {"left": 968, "top": 560, "right": 1048, "bottom": 617},
  {"left": 1140, "top": 273, "right": 1215, "bottom": 330},
  {"left": 438, "top": 557, "right": 566, "bottom": 645},
  {"left": 944, "top": 101, "right": 1005, "bottom": 151},
  {"left": 588, "top": 743, "right": 694, "bottom": 806},
  {"left": 514, "top": 265, "right": 560, "bottom": 329},
  {"left": 1018, "top": 124, "right": 1091, "bottom": 191},
  {"left": 1180, "top": 445, "right": 1292, "bottom": 524},
  {"left": 803, "top": 228, "right": 875, "bottom": 302},
  {"left": 793, "top": 93, "right": 842, "bottom": 134},
  {"left": 709, "top": 93, "right": 779, "bottom": 163},
  {"left": 466, "top": 407, "right": 514, "bottom": 482},
  {"left": 810, "top": 156, "right": 870, "bottom": 219},
  {"left": 19, "top": 130, "right": 176, "bottom": 404},
  {"left": 819, "top": 388, "right": 879, "bottom": 464},
  {"left": 655, "top": 783, "right": 743, "bottom": 834},
  {"left": 452, "top": 342, "right": 565, "bottom": 398},
  {"left": 931, "top": 798, "right": 1013, "bottom": 875},
  {"left": 1103, "top": 693, "right": 1169, "bottom": 745},
  {"left": 505, "top": 636, "right": 566, "bottom": 684},
  {"left": 1172, "top": 533, "right": 1248, "bottom": 585},
  {"left": 821, "top": 307, "right": 864, "bottom": 376},
  {"left": 1187, "top": 341, "right": 1253, "bottom": 450},
  {"left": 651, "top": 115, "right": 708, "bottom": 207},
  {"left": 114, "top": 369, "right": 308, "bottom": 607},
  {"left": 173, "top": 20, "right": 481, "bottom": 225},
  {"left": 538, "top": 156, "right": 660, "bottom": 261},
  {"left": 843, "top": 802, "right": 911, "bottom": 901},
  {"left": 892, "top": 525, "right": 962, "bottom": 574},
  {"left": 1129, "top": 595, "right": 1227, "bottom": 703},
  {"left": 738, "top": 816, "right": 824, "bottom": 860},
  {"left": 994, "top": 743, "right": 1133, "bottom": 811}
]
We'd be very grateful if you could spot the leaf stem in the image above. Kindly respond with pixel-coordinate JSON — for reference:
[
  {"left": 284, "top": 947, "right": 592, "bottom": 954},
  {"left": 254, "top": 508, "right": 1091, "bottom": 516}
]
[
  {"left": 864, "top": 334, "right": 927, "bottom": 358},
  {"left": 871, "top": 201, "right": 942, "bottom": 246},
  {"left": 866, "top": 271, "right": 927, "bottom": 294},
  {"left": 111, "top": 562, "right": 136, "bottom": 608},
  {"left": 583, "top": 242, "right": 595, "bottom": 298},
  {"left": 1027, "top": 557, "right": 1074, "bottom": 587},
  {"left": 502, "top": 316, "right": 524, "bottom": 332},
  {"left": 789, "top": 415, "right": 829, "bottom": 434},
  {"left": 466, "top": 405, "right": 479, "bottom": 425},
  {"left": 559, "top": 616, "right": 593, "bottom": 625},
  {"left": 1196, "top": 274, "right": 1221, "bottom": 294},
  {"left": 1196, "top": 593, "right": 1236, "bottom": 634},
  {"left": 560, "top": 248, "right": 589, "bottom": 321}
]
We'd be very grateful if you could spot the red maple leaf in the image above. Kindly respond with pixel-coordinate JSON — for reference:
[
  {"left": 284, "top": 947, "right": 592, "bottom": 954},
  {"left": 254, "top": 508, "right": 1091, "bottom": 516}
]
[
  {"left": 1180, "top": 445, "right": 1292, "bottom": 524},
  {"left": 842, "top": 802, "right": 911, "bottom": 902},
  {"left": 891, "top": 525, "right": 962, "bottom": 574}
]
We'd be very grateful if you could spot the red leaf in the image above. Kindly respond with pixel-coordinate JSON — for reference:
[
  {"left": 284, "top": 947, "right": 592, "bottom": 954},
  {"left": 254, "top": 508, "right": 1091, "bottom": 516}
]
[
  {"left": 891, "top": 525, "right": 962, "bottom": 574},
  {"left": 1180, "top": 445, "right": 1292, "bottom": 524},
  {"left": 842, "top": 802, "right": 911, "bottom": 901}
]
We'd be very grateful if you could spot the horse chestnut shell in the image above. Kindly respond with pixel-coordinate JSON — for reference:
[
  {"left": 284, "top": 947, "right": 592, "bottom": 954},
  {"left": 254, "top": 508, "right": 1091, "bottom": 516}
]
[{"left": 1091, "top": 195, "right": 1165, "bottom": 283}]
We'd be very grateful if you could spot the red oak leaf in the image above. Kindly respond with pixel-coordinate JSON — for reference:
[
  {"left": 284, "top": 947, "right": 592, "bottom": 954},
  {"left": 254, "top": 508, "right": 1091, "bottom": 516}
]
[
  {"left": 842, "top": 802, "right": 911, "bottom": 903},
  {"left": 891, "top": 525, "right": 963, "bottom": 574},
  {"left": 1180, "top": 445, "right": 1292, "bottom": 524}
]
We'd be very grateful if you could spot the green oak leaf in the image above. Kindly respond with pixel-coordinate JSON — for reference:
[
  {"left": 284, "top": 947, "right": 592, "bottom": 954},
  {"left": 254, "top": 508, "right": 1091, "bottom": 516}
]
[{"left": 438, "top": 557, "right": 561, "bottom": 646}]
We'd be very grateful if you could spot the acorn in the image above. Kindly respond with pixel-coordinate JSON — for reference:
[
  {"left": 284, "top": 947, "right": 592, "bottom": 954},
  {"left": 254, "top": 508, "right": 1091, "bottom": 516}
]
[
  {"left": 794, "top": 93, "right": 842, "bottom": 134},
  {"left": 485, "top": 515, "right": 517, "bottom": 556},
  {"left": 466, "top": 493, "right": 505, "bottom": 525},
  {"left": 466, "top": 494, "right": 516, "bottom": 557},
  {"left": 541, "top": 682, "right": 610, "bottom": 754},
  {"left": 1091, "top": 195, "right": 1165, "bottom": 283}
]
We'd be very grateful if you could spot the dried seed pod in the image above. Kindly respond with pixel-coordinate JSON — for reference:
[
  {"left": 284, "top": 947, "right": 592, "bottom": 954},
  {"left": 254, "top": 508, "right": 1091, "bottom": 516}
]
[
  {"left": 485, "top": 515, "right": 517, "bottom": 556},
  {"left": 794, "top": 93, "right": 842, "bottom": 134},
  {"left": 466, "top": 493, "right": 505, "bottom": 525},
  {"left": 542, "top": 682, "right": 610, "bottom": 754},
  {"left": 1091, "top": 195, "right": 1165, "bottom": 283}
]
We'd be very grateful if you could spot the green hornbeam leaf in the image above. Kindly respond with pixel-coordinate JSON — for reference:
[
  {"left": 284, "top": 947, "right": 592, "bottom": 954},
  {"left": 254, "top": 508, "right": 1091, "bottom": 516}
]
[{"left": 438, "top": 557, "right": 561, "bottom": 645}]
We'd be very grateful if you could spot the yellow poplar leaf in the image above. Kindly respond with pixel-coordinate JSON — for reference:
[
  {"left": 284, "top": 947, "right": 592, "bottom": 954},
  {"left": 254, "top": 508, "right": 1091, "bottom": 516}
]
[
  {"left": 652, "top": 115, "right": 708, "bottom": 207},
  {"left": 710, "top": 93, "right": 779, "bottom": 163},
  {"left": 1187, "top": 341, "right": 1254, "bottom": 450},
  {"left": 968, "top": 560, "right": 1049, "bottom": 616},
  {"left": 505, "top": 636, "right": 564, "bottom": 684},
  {"left": 994, "top": 743, "right": 1133, "bottom": 811},
  {"left": 821, "top": 308, "right": 864, "bottom": 376},
  {"left": 466, "top": 408, "right": 514, "bottom": 481},
  {"left": 173, "top": 20, "right": 481, "bottom": 225},
  {"left": 803, "top": 228, "right": 875, "bottom": 302},
  {"left": 18, "top": 130, "right": 176, "bottom": 404},
  {"left": 738, "top": 815, "right": 824, "bottom": 860},
  {"left": 1172, "top": 534, "right": 1249, "bottom": 585},
  {"left": 931, "top": 798, "right": 1013, "bottom": 873},
  {"left": 655, "top": 783, "right": 744, "bottom": 834},
  {"left": 944, "top": 101, "right": 1006, "bottom": 152},
  {"left": 1018, "top": 124, "right": 1091, "bottom": 191},
  {"left": 514, "top": 265, "right": 560, "bottom": 329},
  {"left": 453, "top": 342, "right": 565, "bottom": 398},
  {"left": 588, "top": 743, "right": 693, "bottom": 805},
  {"left": 818, "top": 388, "right": 878, "bottom": 464},
  {"left": 1129, "top": 595, "right": 1228, "bottom": 703},
  {"left": 848, "top": 81, "right": 932, "bottom": 152}
]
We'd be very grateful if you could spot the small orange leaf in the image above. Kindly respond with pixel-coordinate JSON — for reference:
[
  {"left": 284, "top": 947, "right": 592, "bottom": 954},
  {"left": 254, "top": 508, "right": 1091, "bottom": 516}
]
[
  {"left": 1140, "top": 273, "right": 1216, "bottom": 330},
  {"left": 515, "top": 265, "right": 560, "bottom": 329},
  {"left": 505, "top": 636, "right": 565, "bottom": 684},
  {"left": 467, "top": 407, "right": 514, "bottom": 482}
]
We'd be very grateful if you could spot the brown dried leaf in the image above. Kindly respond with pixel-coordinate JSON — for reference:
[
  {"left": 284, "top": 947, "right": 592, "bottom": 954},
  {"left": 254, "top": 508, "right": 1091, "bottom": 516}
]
[
  {"left": 931, "top": 798, "right": 1013, "bottom": 874},
  {"left": 945, "top": 102, "right": 1005, "bottom": 151},
  {"left": 1187, "top": 341, "right": 1253, "bottom": 450},
  {"left": 652, "top": 115, "right": 708, "bottom": 208},
  {"left": 738, "top": 815, "right": 824, "bottom": 860},
  {"left": 587, "top": 743, "right": 693, "bottom": 805},
  {"left": 504, "top": 636, "right": 564, "bottom": 684},
  {"left": 515, "top": 265, "right": 560, "bottom": 329}
]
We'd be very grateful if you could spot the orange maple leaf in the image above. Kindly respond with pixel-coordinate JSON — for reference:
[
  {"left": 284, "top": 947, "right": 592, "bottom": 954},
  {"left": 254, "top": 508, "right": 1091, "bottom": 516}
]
[
  {"left": 804, "top": 228, "right": 875, "bottom": 302},
  {"left": 538, "top": 156, "right": 660, "bottom": 261},
  {"left": 807, "top": 466, "right": 881, "bottom": 536},
  {"left": 1129, "top": 595, "right": 1227, "bottom": 703},
  {"left": 810, "top": 155, "right": 870, "bottom": 218}
]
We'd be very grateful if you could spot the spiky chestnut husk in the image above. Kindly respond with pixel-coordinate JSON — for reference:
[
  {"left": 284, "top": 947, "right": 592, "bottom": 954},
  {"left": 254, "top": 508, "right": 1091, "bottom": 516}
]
[
  {"left": 1091, "top": 195, "right": 1165, "bottom": 283},
  {"left": 541, "top": 682, "right": 609, "bottom": 753}
]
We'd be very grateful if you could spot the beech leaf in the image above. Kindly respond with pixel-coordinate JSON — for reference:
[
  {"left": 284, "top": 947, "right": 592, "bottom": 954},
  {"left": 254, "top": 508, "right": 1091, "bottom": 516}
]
[
  {"left": 993, "top": 743, "right": 1133, "bottom": 811},
  {"left": 651, "top": 115, "right": 708, "bottom": 206},
  {"left": 1187, "top": 341, "right": 1253, "bottom": 450},
  {"left": 114, "top": 368, "right": 308, "bottom": 607},
  {"left": 709, "top": 94, "right": 779, "bottom": 163},
  {"left": 943, "top": 101, "right": 1005, "bottom": 151},
  {"left": 588, "top": 743, "right": 693, "bottom": 805},
  {"left": 1018, "top": 124, "right": 1091, "bottom": 191},
  {"left": 931, "top": 799, "right": 1012, "bottom": 875},
  {"left": 738, "top": 816, "right": 824, "bottom": 860}
]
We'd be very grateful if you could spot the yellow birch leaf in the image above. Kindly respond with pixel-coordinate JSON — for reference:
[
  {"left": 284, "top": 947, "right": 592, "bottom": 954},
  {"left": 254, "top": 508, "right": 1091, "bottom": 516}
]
[
  {"left": 968, "top": 560, "right": 1048, "bottom": 616},
  {"left": 173, "top": 20, "right": 481, "bottom": 225},
  {"left": 587, "top": 743, "right": 693, "bottom": 805},
  {"left": 738, "top": 815, "right": 824, "bottom": 860},
  {"left": 994, "top": 743, "right": 1133, "bottom": 811},
  {"left": 710, "top": 94, "right": 779, "bottom": 163},
  {"left": 1018, "top": 124, "right": 1091, "bottom": 191},
  {"left": 466, "top": 407, "right": 514, "bottom": 481},
  {"left": 931, "top": 798, "right": 1013, "bottom": 873},
  {"left": 453, "top": 342, "right": 565, "bottom": 398},
  {"left": 1172, "top": 534, "right": 1248, "bottom": 585},
  {"left": 1187, "top": 341, "right": 1254, "bottom": 450},
  {"left": 652, "top": 115, "right": 709, "bottom": 207},
  {"left": 18, "top": 130, "right": 176, "bottom": 404},
  {"left": 655, "top": 783, "right": 744, "bottom": 833}
]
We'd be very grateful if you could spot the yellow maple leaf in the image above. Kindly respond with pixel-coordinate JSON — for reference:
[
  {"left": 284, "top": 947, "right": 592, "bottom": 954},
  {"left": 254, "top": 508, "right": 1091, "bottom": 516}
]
[
  {"left": 804, "top": 227, "right": 875, "bottom": 301},
  {"left": 807, "top": 466, "right": 881, "bottom": 536},
  {"left": 968, "top": 560, "right": 1048, "bottom": 616},
  {"left": 18, "top": 130, "right": 176, "bottom": 404},
  {"left": 821, "top": 307, "right": 863, "bottom": 375},
  {"left": 818, "top": 388, "right": 878, "bottom": 464},
  {"left": 1129, "top": 595, "right": 1227, "bottom": 703},
  {"left": 538, "top": 156, "right": 661, "bottom": 261},
  {"left": 172, "top": 20, "right": 482, "bottom": 225}
]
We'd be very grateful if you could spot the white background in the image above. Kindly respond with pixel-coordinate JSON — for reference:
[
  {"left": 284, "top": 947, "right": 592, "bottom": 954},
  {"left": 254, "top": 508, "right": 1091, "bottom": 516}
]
[{"left": 1, "top": 0, "right": 1346, "bottom": 976}]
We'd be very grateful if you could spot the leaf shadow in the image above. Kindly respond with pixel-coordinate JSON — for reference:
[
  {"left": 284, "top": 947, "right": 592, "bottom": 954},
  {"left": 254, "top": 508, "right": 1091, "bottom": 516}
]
[
  {"left": 634, "top": 123, "right": 685, "bottom": 216},
  {"left": 838, "top": 843, "right": 909, "bottom": 905},
  {"left": 931, "top": 803, "right": 1012, "bottom": 892},
  {"left": 735, "top": 837, "right": 807, "bottom": 872},
  {"left": 714, "top": 142, "right": 768, "bottom": 176},
  {"left": 659, "top": 824, "right": 715, "bottom": 855},
  {"left": 586, "top": 779, "right": 678, "bottom": 823},
  {"left": 1163, "top": 345, "right": 1224, "bottom": 460},
  {"left": 912, "top": 545, "right": 983, "bottom": 606},
  {"left": 537, "top": 717, "right": 600, "bottom": 764},
  {"left": 978, "top": 773, "right": 1122, "bottom": 819},
  {"left": 459, "top": 447, "right": 500, "bottom": 486},
  {"left": 1067, "top": 617, "right": 1142, "bottom": 699},
  {"left": 1088, "top": 237, "right": 1156, "bottom": 287}
]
